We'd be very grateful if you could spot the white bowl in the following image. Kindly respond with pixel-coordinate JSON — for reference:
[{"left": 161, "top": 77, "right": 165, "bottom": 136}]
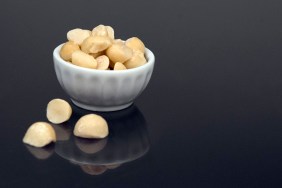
[{"left": 53, "top": 44, "right": 155, "bottom": 111}]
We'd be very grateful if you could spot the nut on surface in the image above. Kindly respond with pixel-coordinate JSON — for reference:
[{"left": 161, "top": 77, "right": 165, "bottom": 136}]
[
  {"left": 74, "top": 114, "right": 109, "bottom": 139},
  {"left": 23, "top": 122, "right": 56, "bottom": 147},
  {"left": 47, "top": 99, "right": 72, "bottom": 124}
]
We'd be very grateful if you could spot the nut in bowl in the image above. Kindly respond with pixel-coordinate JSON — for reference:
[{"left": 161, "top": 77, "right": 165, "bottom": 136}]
[{"left": 53, "top": 25, "right": 155, "bottom": 111}]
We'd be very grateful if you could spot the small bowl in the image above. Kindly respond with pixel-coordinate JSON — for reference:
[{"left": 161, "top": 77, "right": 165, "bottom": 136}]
[{"left": 53, "top": 44, "right": 155, "bottom": 111}]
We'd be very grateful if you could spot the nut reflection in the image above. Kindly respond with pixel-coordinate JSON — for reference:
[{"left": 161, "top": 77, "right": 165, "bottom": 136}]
[
  {"left": 75, "top": 137, "right": 108, "bottom": 154},
  {"left": 55, "top": 105, "right": 150, "bottom": 175},
  {"left": 25, "top": 144, "right": 54, "bottom": 160},
  {"left": 80, "top": 165, "right": 107, "bottom": 175}
]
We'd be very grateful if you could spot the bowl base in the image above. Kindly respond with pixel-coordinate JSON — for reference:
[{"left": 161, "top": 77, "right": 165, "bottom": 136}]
[{"left": 71, "top": 99, "right": 133, "bottom": 112}]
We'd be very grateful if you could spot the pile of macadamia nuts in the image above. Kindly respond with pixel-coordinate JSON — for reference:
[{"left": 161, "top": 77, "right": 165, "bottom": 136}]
[
  {"left": 23, "top": 99, "right": 109, "bottom": 148},
  {"left": 60, "top": 25, "right": 147, "bottom": 70}
]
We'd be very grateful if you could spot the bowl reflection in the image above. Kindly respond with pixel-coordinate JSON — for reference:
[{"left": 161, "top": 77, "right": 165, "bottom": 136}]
[{"left": 55, "top": 105, "right": 150, "bottom": 175}]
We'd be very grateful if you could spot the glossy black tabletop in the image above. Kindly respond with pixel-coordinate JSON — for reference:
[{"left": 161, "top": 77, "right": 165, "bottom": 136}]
[{"left": 1, "top": 0, "right": 282, "bottom": 187}]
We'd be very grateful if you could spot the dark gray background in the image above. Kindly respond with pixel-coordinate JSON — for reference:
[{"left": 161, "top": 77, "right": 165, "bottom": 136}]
[{"left": 1, "top": 0, "right": 282, "bottom": 187}]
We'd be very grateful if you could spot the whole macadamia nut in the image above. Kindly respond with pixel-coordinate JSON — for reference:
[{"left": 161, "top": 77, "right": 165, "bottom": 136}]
[
  {"left": 74, "top": 114, "right": 109, "bottom": 139},
  {"left": 46, "top": 99, "right": 72, "bottom": 124},
  {"left": 23, "top": 122, "right": 56, "bottom": 148},
  {"left": 81, "top": 36, "right": 112, "bottom": 54},
  {"left": 67, "top": 28, "right": 91, "bottom": 45},
  {"left": 72, "top": 51, "right": 97, "bottom": 69},
  {"left": 106, "top": 43, "right": 133, "bottom": 63},
  {"left": 60, "top": 41, "right": 80, "bottom": 61},
  {"left": 125, "top": 37, "right": 145, "bottom": 53}
]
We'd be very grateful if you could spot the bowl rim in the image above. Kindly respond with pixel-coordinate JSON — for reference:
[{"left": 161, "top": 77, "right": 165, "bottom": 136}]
[{"left": 53, "top": 43, "right": 155, "bottom": 74}]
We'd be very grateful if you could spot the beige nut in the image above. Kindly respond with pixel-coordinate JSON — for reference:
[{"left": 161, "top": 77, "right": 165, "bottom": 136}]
[
  {"left": 46, "top": 99, "right": 72, "bottom": 124},
  {"left": 124, "top": 50, "right": 147, "bottom": 69},
  {"left": 92, "top": 25, "right": 115, "bottom": 40},
  {"left": 23, "top": 122, "right": 56, "bottom": 147},
  {"left": 72, "top": 51, "right": 97, "bottom": 69},
  {"left": 106, "top": 43, "right": 133, "bottom": 63},
  {"left": 114, "top": 62, "right": 127, "bottom": 70},
  {"left": 96, "top": 55, "right": 110, "bottom": 70},
  {"left": 59, "top": 41, "right": 80, "bottom": 61},
  {"left": 125, "top": 37, "right": 145, "bottom": 53},
  {"left": 67, "top": 28, "right": 91, "bottom": 45},
  {"left": 74, "top": 114, "right": 109, "bottom": 139},
  {"left": 81, "top": 36, "right": 112, "bottom": 54}
]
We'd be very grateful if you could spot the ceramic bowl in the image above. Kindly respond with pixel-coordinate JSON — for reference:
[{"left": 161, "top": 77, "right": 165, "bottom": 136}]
[{"left": 53, "top": 44, "right": 155, "bottom": 111}]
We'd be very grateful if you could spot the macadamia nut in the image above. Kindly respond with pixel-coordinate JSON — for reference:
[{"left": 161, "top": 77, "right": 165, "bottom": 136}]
[
  {"left": 72, "top": 51, "right": 98, "bottom": 69},
  {"left": 59, "top": 41, "right": 80, "bottom": 61},
  {"left": 74, "top": 114, "right": 109, "bottom": 139},
  {"left": 46, "top": 99, "right": 72, "bottom": 124},
  {"left": 106, "top": 43, "right": 133, "bottom": 63},
  {"left": 23, "top": 122, "right": 56, "bottom": 147},
  {"left": 124, "top": 50, "right": 147, "bottom": 69},
  {"left": 81, "top": 36, "right": 112, "bottom": 54},
  {"left": 67, "top": 28, "right": 91, "bottom": 45},
  {"left": 92, "top": 25, "right": 115, "bottom": 40},
  {"left": 96, "top": 55, "right": 110, "bottom": 70},
  {"left": 125, "top": 37, "right": 145, "bottom": 53},
  {"left": 60, "top": 25, "right": 148, "bottom": 70},
  {"left": 114, "top": 62, "right": 127, "bottom": 70}
]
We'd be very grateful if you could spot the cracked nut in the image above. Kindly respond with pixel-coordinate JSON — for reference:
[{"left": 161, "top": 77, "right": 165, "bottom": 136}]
[
  {"left": 72, "top": 50, "right": 97, "bottom": 69},
  {"left": 23, "top": 122, "right": 56, "bottom": 147},
  {"left": 106, "top": 43, "right": 133, "bottom": 63},
  {"left": 92, "top": 25, "right": 114, "bottom": 40},
  {"left": 47, "top": 99, "right": 72, "bottom": 124},
  {"left": 114, "top": 62, "right": 127, "bottom": 70},
  {"left": 81, "top": 36, "right": 112, "bottom": 54},
  {"left": 74, "top": 114, "right": 109, "bottom": 139},
  {"left": 125, "top": 37, "right": 145, "bottom": 53},
  {"left": 124, "top": 50, "right": 147, "bottom": 69},
  {"left": 59, "top": 41, "right": 80, "bottom": 61},
  {"left": 67, "top": 28, "right": 91, "bottom": 45}
]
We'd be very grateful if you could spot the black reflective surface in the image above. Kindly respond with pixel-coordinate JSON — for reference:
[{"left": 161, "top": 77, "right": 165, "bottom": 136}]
[{"left": 1, "top": 0, "right": 282, "bottom": 187}]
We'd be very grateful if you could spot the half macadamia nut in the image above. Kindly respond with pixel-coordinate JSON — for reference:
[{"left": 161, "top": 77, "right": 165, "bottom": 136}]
[
  {"left": 72, "top": 51, "right": 98, "bottom": 69},
  {"left": 23, "top": 122, "right": 56, "bottom": 147},
  {"left": 59, "top": 41, "right": 80, "bottom": 61},
  {"left": 106, "top": 43, "right": 133, "bottom": 63},
  {"left": 46, "top": 99, "right": 72, "bottom": 124},
  {"left": 67, "top": 28, "right": 91, "bottom": 45},
  {"left": 74, "top": 114, "right": 109, "bottom": 139}
]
